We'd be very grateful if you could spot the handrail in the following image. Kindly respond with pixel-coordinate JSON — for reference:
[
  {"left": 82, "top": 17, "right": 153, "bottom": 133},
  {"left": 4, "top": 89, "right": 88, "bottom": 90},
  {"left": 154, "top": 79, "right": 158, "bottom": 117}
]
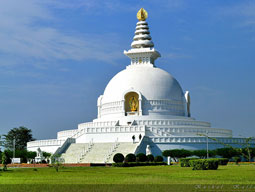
[
  {"left": 77, "top": 139, "right": 94, "bottom": 163},
  {"left": 104, "top": 139, "right": 119, "bottom": 163},
  {"left": 54, "top": 138, "right": 75, "bottom": 156}
]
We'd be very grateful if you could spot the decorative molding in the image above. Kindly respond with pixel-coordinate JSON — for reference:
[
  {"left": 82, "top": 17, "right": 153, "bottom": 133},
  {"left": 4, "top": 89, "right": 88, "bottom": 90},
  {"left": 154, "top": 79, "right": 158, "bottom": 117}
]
[
  {"left": 99, "top": 99, "right": 187, "bottom": 117},
  {"left": 151, "top": 136, "right": 255, "bottom": 144}
]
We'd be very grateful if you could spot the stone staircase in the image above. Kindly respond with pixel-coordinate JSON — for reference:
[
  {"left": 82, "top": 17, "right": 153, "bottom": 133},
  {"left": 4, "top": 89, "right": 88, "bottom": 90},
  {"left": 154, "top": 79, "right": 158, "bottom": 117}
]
[
  {"left": 61, "top": 143, "right": 90, "bottom": 163},
  {"left": 61, "top": 142, "right": 139, "bottom": 163},
  {"left": 105, "top": 142, "right": 139, "bottom": 163}
]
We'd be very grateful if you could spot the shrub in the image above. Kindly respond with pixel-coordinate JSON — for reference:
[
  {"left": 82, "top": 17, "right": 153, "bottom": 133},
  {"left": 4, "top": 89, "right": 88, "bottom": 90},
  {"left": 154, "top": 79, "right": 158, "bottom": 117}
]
[
  {"left": 41, "top": 160, "right": 47, "bottom": 164},
  {"left": 1, "top": 151, "right": 8, "bottom": 171},
  {"left": 189, "top": 159, "right": 219, "bottom": 170},
  {"left": 113, "top": 153, "right": 124, "bottom": 163},
  {"left": 136, "top": 153, "right": 147, "bottom": 162},
  {"left": 125, "top": 153, "right": 136, "bottom": 162},
  {"left": 179, "top": 158, "right": 199, "bottom": 167},
  {"left": 147, "top": 154, "right": 154, "bottom": 162},
  {"left": 154, "top": 156, "right": 164, "bottom": 162},
  {"left": 209, "top": 158, "right": 228, "bottom": 166},
  {"left": 112, "top": 162, "right": 167, "bottom": 167}
]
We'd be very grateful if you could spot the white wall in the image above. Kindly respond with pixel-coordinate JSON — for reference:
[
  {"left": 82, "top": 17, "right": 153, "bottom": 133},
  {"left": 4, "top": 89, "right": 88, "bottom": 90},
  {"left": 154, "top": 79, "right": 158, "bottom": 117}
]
[{"left": 76, "top": 132, "right": 145, "bottom": 143}]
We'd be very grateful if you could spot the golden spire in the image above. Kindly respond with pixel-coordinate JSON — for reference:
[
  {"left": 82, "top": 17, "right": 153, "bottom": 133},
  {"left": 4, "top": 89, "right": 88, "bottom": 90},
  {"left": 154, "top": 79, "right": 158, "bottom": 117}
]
[{"left": 137, "top": 8, "right": 148, "bottom": 21}]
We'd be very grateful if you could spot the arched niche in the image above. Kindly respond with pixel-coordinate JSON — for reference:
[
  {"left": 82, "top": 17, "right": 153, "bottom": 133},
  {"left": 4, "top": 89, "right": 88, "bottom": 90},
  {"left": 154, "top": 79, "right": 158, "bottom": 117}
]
[{"left": 124, "top": 92, "right": 140, "bottom": 116}]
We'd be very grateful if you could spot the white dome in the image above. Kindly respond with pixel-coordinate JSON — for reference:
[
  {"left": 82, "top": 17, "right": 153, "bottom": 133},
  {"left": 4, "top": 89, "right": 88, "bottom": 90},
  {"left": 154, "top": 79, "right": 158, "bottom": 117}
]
[{"left": 102, "top": 65, "right": 185, "bottom": 105}]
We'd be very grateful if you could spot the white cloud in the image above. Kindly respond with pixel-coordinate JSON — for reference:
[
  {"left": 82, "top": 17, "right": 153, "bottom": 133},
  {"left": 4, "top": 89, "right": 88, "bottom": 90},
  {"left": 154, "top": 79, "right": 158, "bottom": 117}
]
[
  {"left": 0, "top": 0, "right": 188, "bottom": 68},
  {"left": 0, "top": 0, "right": 123, "bottom": 67}
]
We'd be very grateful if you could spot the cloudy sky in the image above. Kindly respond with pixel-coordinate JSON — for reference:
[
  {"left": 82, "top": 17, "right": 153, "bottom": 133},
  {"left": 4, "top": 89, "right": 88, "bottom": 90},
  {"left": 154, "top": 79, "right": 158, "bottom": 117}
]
[{"left": 0, "top": 0, "right": 255, "bottom": 139}]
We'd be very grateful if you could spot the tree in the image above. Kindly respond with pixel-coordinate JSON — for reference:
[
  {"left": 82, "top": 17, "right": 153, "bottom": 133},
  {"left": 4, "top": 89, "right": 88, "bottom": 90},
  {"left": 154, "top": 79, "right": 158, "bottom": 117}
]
[
  {"left": 241, "top": 147, "right": 255, "bottom": 162},
  {"left": 0, "top": 135, "right": 4, "bottom": 149},
  {"left": 215, "top": 148, "right": 240, "bottom": 159},
  {"left": 0, "top": 150, "right": 2, "bottom": 164},
  {"left": 43, "top": 152, "right": 52, "bottom": 158},
  {"left": 199, "top": 134, "right": 255, "bottom": 161},
  {"left": 2, "top": 151, "right": 10, "bottom": 171},
  {"left": 27, "top": 151, "right": 36, "bottom": 160},
  {"left": 192, "top": 150, "right": 207, "bottom": 159},
  {"left": 3, "top": 126, "right": 35, "bottom": 150},
  {"left": 163, "top": 149, "right": 191, "bottom": 161},
  {"left": 0, "top": 135, "right": 3, "bottom": 163},
  {"left": 51, "top": 154, "right": 63, "bottom": 172}
]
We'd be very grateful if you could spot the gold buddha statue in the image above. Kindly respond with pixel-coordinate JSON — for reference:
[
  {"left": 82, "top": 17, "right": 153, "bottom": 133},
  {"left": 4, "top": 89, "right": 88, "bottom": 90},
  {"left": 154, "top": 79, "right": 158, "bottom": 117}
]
[{"left": 129, "top": 96, "right": 138, "bottom": 112}]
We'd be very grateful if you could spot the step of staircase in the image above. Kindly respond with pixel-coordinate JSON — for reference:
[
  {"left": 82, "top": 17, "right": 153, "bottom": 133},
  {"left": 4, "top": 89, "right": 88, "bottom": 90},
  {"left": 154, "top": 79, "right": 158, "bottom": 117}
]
[
  {"left": 61, "top": 142, "right": 139, "bottom": 163},
  {"left": 106, "top": 142, "right": 139, "bottom": 163},
  {"left": 61, "top": 143, "right": 90, "bottom": 163}
]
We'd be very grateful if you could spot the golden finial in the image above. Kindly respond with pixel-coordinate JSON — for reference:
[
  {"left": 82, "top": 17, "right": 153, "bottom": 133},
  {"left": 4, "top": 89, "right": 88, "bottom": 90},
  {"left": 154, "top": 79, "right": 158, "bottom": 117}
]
[{"left": 137, "top": 8, "right": 148, "bottom": 21}]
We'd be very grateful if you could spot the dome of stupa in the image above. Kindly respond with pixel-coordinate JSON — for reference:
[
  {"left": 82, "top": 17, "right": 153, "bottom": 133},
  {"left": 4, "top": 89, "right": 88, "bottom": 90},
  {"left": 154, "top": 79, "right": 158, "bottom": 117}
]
[
  {"left": 102, "top": 66, "right": 184, "bottom": 104},
  {"left": 98, "top": 8, "right": 187, "bottom": 118}
]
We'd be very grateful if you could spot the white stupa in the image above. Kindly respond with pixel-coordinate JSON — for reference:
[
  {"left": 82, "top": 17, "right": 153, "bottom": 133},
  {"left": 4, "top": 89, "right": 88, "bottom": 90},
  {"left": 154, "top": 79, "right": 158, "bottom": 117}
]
[{"left": 27, "top": 8, "right": 252, "bottom": 163}]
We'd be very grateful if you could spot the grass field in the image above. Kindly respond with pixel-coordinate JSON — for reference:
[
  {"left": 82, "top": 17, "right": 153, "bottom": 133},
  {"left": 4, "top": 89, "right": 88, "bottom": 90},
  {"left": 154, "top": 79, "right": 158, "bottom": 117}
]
[{"left": 1, "top": 164, "right": 255, "bottom": 191}]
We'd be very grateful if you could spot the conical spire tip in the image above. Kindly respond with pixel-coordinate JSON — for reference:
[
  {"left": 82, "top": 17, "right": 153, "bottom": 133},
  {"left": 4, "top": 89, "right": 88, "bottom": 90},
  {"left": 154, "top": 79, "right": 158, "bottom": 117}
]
[{"left": 137, "top": 8, "right": 148, "bottom": 21}]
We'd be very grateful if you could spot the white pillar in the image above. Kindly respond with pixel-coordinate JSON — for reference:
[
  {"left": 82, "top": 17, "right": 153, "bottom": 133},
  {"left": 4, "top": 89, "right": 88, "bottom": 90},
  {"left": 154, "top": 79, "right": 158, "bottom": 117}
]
[
  {"left": 122, "top": 100, "right": 125, "bottom": 116},
  {"left": 139, "top": 98, "right": 142, "bottom": 116},
  {"left": 167, "top": 156, "right": 171, "bottom": 165}
]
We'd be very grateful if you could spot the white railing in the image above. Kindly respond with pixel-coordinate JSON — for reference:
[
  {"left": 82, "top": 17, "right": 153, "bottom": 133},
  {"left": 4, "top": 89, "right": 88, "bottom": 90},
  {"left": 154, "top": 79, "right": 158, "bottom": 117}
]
[
  {"left": 78, "top": 121, "right": 118, "bottom": 129},
  {"left": 136, "top": 119, "right": 211, "bottom": 127},
  {"left": 71, "top": 128, "right": 86, "bottom": 139},
  {"left": 27, "top": 139, "right": 65, "bottom": 148},
  {"left": 57, "top": 129, "right": 78, "bottom": 139},
  {"left": 71, "top": 125, "right": 145, "bottom": 140},
  {"left": 77, "top": 139, "right": 94, "bottom": 163},
  {"left": 147, "top": 127, "right": 232, "bottom": 137},
  {"left": 150, "top": 136, "right": 255, "bottom": 144},
  {"left": 104, "top": 139, "right": 120, "bottom": 163},
  {"left": 85, "top": 125, "right": 145, "bottom": 134}
]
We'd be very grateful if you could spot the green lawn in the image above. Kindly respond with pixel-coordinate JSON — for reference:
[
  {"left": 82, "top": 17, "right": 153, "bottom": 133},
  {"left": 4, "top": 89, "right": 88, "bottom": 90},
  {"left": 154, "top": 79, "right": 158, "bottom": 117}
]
[{"left": 0, "top": 165, "right": 255, "bottom": 191}]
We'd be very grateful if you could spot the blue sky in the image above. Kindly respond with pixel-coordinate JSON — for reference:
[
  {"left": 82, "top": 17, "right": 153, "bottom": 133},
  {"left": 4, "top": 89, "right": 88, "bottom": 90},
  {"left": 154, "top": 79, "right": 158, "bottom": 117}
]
[{"left": 0, "top": 0, "right": 255, "bottom": 139}]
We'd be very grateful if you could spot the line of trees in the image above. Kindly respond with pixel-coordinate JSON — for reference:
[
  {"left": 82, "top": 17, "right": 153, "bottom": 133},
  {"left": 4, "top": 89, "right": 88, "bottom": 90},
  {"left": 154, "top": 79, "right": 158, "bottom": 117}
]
[{"left": 162, "top": 148, "right": 255, "bottom": 162}]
